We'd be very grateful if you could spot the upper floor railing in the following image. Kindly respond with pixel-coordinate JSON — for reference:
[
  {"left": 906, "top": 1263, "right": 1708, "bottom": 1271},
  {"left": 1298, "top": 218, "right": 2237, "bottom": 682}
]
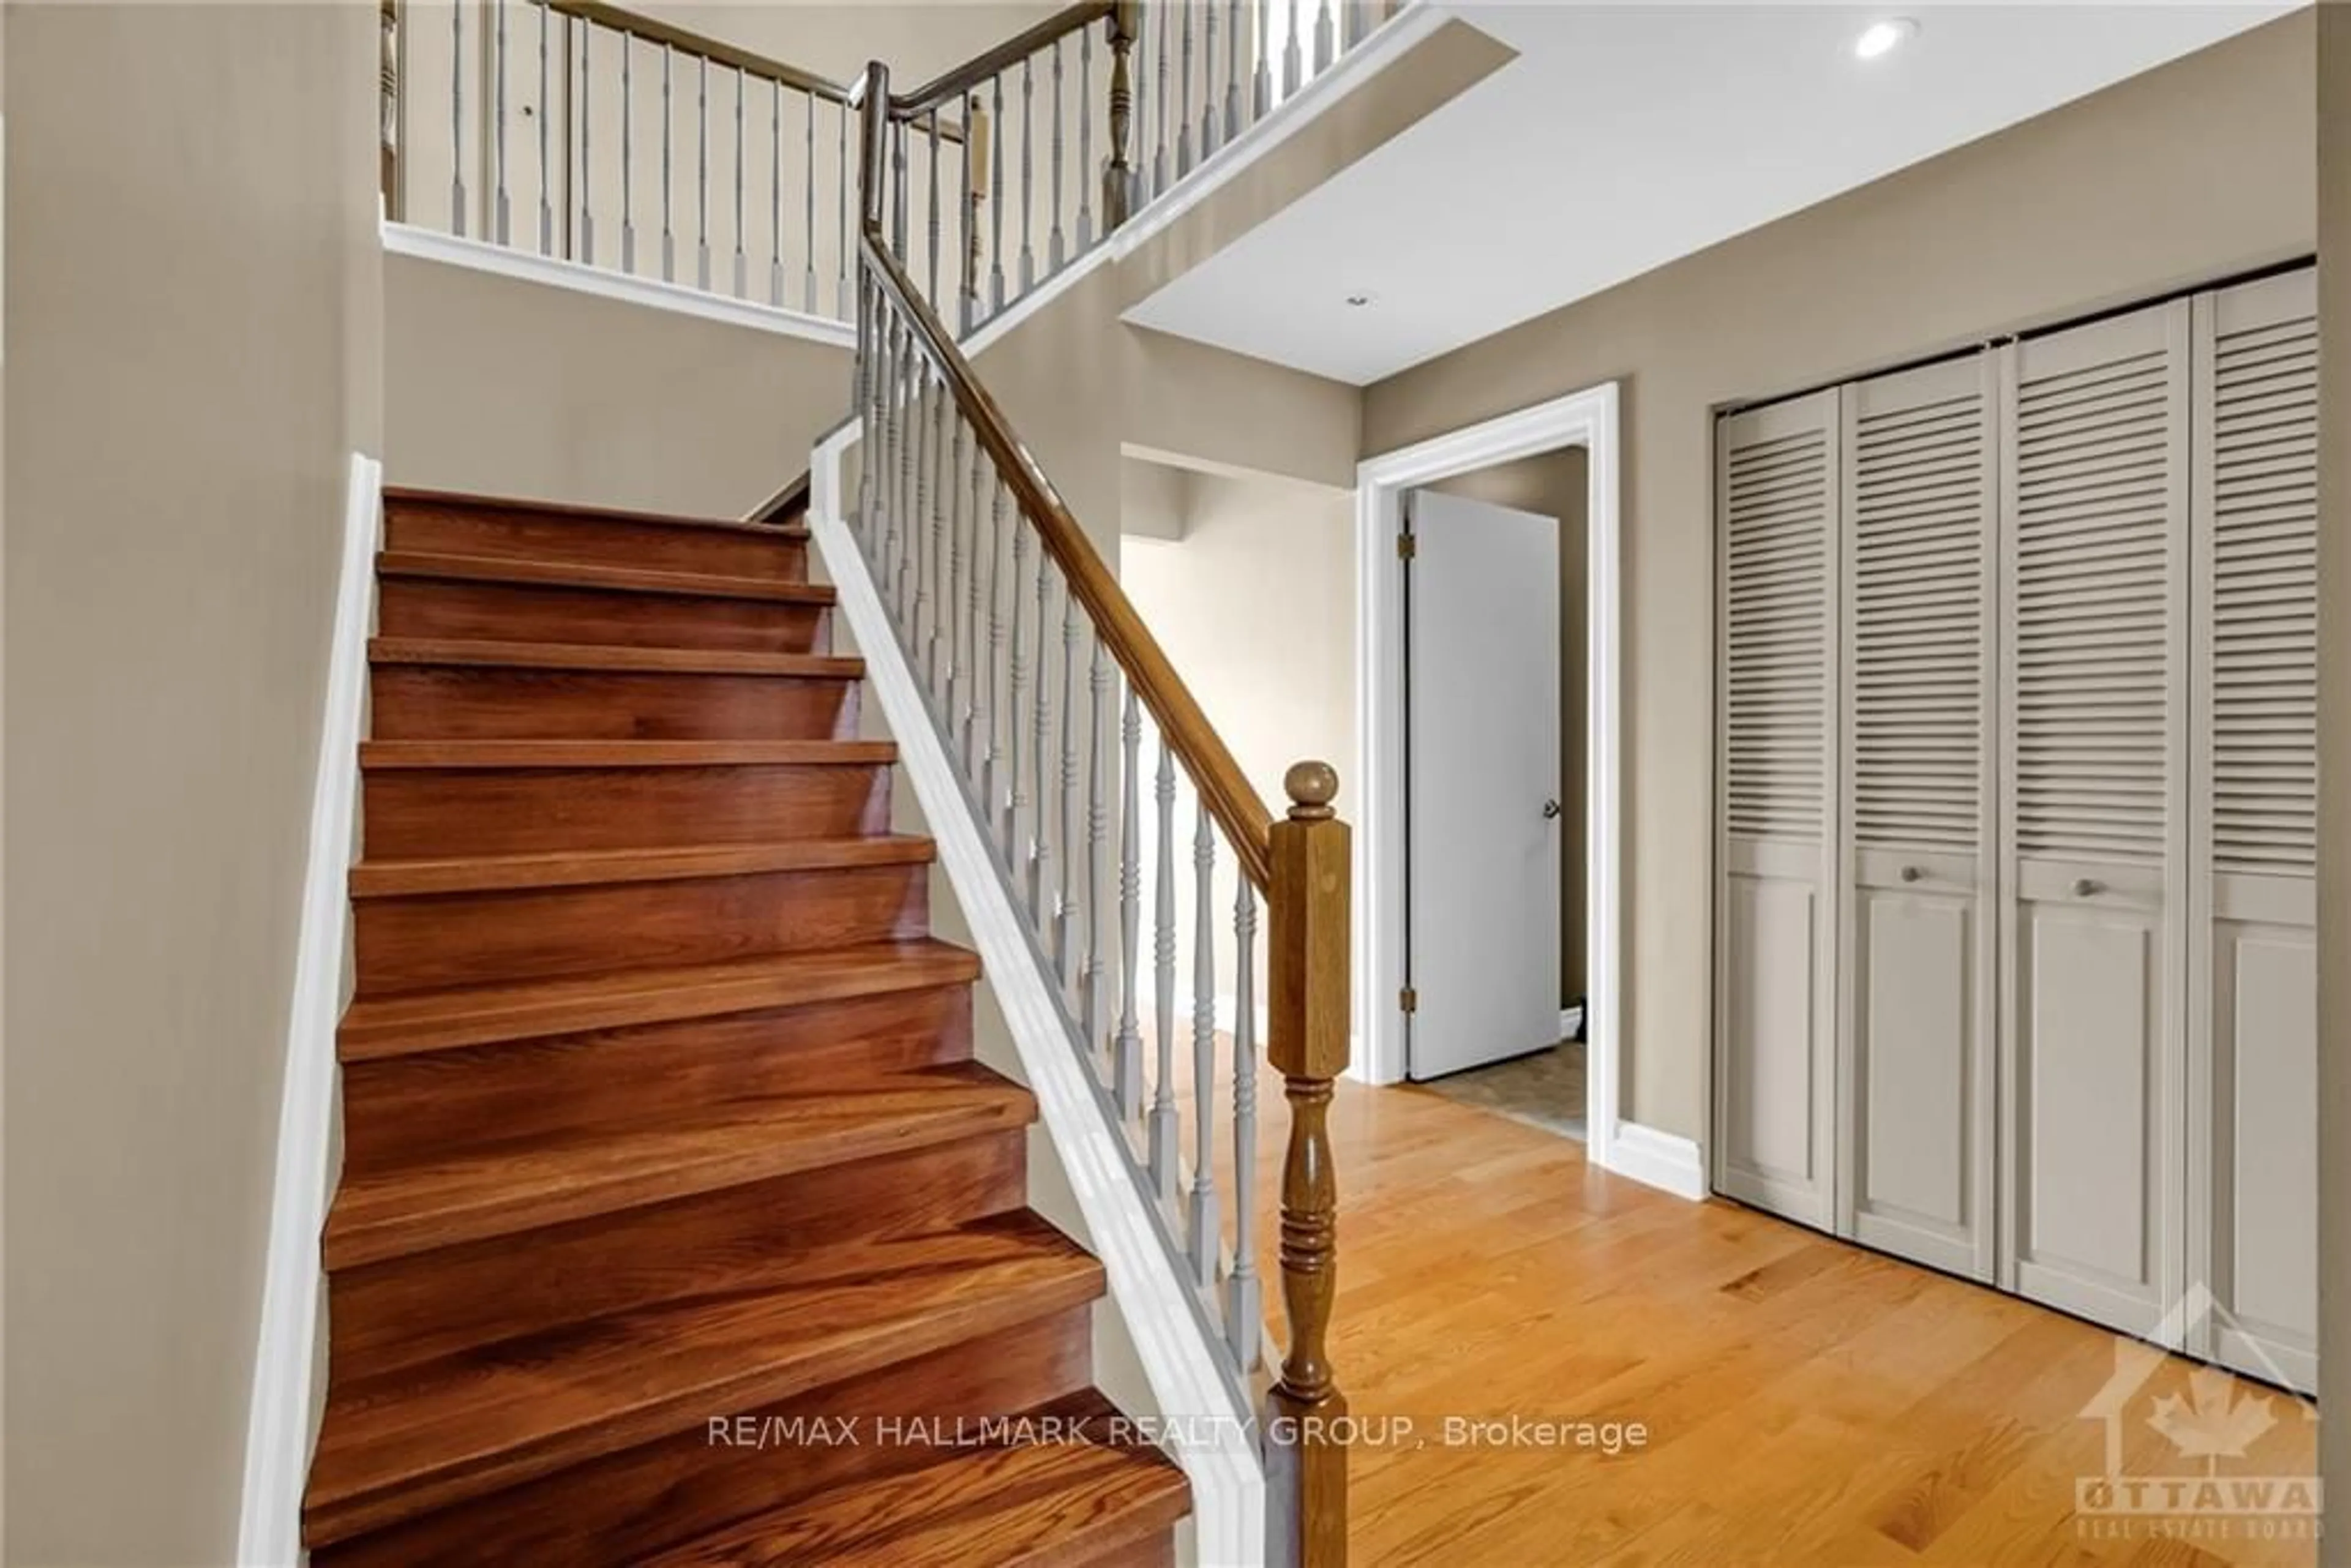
[
  {"left": 849, "top": 32, "right": 1354, "bottom": 1559},
  {"left": 382, "top": 0, "right": 1397, "bottom": 338}
]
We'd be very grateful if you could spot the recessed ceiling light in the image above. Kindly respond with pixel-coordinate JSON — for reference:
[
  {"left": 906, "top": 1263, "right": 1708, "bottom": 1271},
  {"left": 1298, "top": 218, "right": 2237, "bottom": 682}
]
[
  {"left": 1853, "top": 17, "right": 1918, "bottom": 60},
  {"left": 1345, "top": 293, "right": 1375, "bottom": 308}
]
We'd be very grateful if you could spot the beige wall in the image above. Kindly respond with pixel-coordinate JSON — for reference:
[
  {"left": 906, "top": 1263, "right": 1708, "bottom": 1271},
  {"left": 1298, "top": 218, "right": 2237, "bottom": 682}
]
[
  {"left": 1122, "top": 464, "right": 1357, "bottom": 819},
  {"left": 1427, "top": 449, "right": 1589, "bottom": 1004},
  {"left": 386, "top": 252, "right": 847, "bottom": 516},
  {"left": 1120, "top": 459, "right": 1355, "bottom": 1007},
  {"left": 2314, "top": 6, "right": 2347, "bottom": 1559},
  {"left": 4, "top": 4, "right": 382, "bottom": 1562},
  {"left": 1361, "top": 14, "right": 2317, "bottom": 1141}
]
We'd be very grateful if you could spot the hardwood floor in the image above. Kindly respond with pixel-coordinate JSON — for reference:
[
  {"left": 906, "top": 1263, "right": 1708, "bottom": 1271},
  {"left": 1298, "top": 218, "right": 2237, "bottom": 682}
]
[{"left": 1233, "top": 1073, "right": 2319, "bottom": 1566}]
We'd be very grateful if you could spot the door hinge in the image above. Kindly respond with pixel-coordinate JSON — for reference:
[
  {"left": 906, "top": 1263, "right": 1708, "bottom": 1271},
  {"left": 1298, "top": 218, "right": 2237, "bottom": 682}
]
[
  {"left": 1400, "top": 986, "right": 1418, "bottom": 1014},
  {"left": 1396, "top": 531, "right": 1416, "bottom": 560}
]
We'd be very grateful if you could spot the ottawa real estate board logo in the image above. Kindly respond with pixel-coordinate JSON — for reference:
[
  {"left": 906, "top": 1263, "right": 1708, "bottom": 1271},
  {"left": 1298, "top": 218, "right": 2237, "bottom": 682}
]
[{"left": 2075, "top": 1285, "right": 2319, "bottom": 1545}]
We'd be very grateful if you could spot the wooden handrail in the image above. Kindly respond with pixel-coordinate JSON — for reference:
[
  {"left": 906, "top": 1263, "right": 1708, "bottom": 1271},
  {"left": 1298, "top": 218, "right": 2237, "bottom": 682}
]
[
  {"left": 857, "top": 221, "right": 1276, "bottom": 890},
  {"left": 539, "top": 0, "right": 855, "bottom": 103},
  {"left": 888, "top": 1, "right": 1118, "bottom": 120}
]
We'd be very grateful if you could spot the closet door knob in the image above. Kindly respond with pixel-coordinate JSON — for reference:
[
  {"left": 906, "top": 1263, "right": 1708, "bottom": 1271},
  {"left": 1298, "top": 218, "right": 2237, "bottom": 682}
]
[
  {"left": 1898, "top": 865, "right": 1923, "bottom": 883},
  {"left": 2071, "top": 877, "right": 2105, "bottom": 898}
]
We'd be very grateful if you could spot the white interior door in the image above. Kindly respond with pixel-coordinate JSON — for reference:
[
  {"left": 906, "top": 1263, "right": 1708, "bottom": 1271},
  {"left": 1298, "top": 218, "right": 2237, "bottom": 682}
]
[{"left": 1405, "top": 489, "right": 1562, "bottom": 1080}]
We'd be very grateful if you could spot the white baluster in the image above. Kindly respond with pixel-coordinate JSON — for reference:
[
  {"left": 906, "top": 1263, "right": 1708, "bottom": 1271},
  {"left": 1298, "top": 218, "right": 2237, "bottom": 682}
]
[
  {"left": 1228, "top": 879, "right": 1261, "bottom": 1364},
  {"left": 1153, "top": 2, "right": 1170, "bottom": 197},
  {"left": 1283, "top": 0, "right": 1303, "bottom": 99},
  {"left": 1078, "top": 25, "right": 1095, "bottom": 251},
  {"left": 959, "top": 94, "right": 978, "bottom": 334},
  {"left": 1019, "top": 57, "right": 1036, "bottom": 293},
  {"left": 661, "top": 44, "right": 675, "bottom": 281},
  {"left": 913, "top": 369, "right": 936, "bottom": 693},
  {"left": 1056, "top": 588, "right": 1080, "bottom": 988},
  {"left": 1085, "top": 639, "right": 1111, "bottom": 1062},
  {"left": 989, "top": 74, "right": 1008, "bottom": 311},
  {"left": 1005, "top": 519, "right": 1032, "bottom": 872},
  {"left": 577, "top": 20, "right": 594, "bottom": 263},
  {"left": 1254, "top": 0, "right": 1272, "bottom": 120},
  {"left": 1029, "top": 560, "right": 1056, "bottom": 920},
  {"left": 449, "top": 0, "right": 465, "bottom": 235},
  {"left": 962, "top": 425, "right": 986, "bottom": 775},
  {"left": 494, "top": 0, "right": 509, "bottom": 244},
  {"left": 945, "top": 415, "right": 967, "bottom": 749},
  {"left": 770, "top": 83, "right": 785, "bottom": 307},
  {"left": 620, "top": 33, "right": 635, "bottom": 271},
  {"left": 1202, "top": 0, "right": 1219, "bottom": 157},
  {"left": 1188, "top": 795, "right": 1218, "bottom": 1285},
  {"left": 835, "top": 100, "right": 849, "bottom": 317},
  {"left": 1177, "top": 0, "right": 1194, "bottom": 177},
  {"left": 1114, "top": 687, "right": 1145, "bottom": 1123},
  {"left": 985, "top": 475, "right": 1008, "bottom": 816},
  {"left": 1148, "top": 737, "right": 1180, "bottom": 1204},
  {"left": 927, "top": 112, "right": 943, "bottom": 312},
  {"left": 536, "top": 1, "right": 551, "bottom": 253},
  {"left": 696, "top": 56, "right": 711, "bottom": 288},
  {"left": 1226, "top": 0, "right": 1245, "bottom": 140},
  {"left": 1050, "top": 38, "right": 1067, "bottom": 272},
  {"left": 732, "top": 68, "right": 746, "bottom": 297}
]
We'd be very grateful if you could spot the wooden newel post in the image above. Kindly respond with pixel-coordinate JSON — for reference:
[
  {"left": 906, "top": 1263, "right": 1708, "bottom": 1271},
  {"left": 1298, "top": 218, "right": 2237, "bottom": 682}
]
[
  {"left": 1104, "top": 2, "right": 1139, "bottom": 231},
  {"left": 1267, "top": 759, "right": 1351, "bottom": 1567}
]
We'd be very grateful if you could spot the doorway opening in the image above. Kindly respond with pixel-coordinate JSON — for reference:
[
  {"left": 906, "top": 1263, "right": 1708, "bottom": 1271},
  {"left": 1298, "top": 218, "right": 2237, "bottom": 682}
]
[{"left": 1355, "top": 384, "right": 1633, "bottom": 1171}]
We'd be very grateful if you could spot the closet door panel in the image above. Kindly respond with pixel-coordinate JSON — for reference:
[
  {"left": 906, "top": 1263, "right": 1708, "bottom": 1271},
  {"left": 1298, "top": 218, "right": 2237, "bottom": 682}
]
[
  {"left": 2189, "top": 270, "right": 2318, "bottom": 1392},
  {"left": 1715, "top": 392, "right": 1839, "bottom": 1228},
  {"left": 1998, "top": 301, "right": 2189, "bottom": 1341},
  {"left": 1839, "top": 357, "right": 1996, "bottom": 1279}
]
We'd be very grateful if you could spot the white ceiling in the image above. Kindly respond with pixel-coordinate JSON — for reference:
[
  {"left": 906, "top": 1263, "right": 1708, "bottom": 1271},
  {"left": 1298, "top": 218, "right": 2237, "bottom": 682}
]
[{"left": 1122, "top": 3, "right": 2295, "bottom": 386}]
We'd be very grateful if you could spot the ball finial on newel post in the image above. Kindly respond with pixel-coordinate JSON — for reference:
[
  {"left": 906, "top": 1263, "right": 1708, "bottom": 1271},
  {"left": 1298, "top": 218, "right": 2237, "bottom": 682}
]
[{"left": 1284, "top": 760, "right": 1338, "bottom": 821}]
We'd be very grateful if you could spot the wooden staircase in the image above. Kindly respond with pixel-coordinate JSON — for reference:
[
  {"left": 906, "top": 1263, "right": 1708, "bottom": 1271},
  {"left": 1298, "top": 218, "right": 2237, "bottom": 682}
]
[{"left": 303, "top": 488, "right": 1189, "bottom": 1565}]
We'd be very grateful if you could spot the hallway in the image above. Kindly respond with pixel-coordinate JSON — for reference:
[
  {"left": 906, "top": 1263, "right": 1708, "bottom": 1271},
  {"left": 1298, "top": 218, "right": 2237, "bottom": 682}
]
[{"left": 1288, "top": 1081, "right": 2319, "bottom": 1566}]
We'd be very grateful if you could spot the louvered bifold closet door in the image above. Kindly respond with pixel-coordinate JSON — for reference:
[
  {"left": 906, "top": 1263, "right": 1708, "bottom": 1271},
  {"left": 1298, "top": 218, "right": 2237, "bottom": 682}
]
[
  {"left": 1714, "top": 390, "right": 1839, "bottom": 1228},
  {"left": 2187, "top": 269, "right": 2319, "bottom": 1394},
  {"left": 1837, "top": 356, "right": 1997, "bottom": 1281},
  {"left": 1997, "top": 300, "right": 2189, "bottom": 1342}
]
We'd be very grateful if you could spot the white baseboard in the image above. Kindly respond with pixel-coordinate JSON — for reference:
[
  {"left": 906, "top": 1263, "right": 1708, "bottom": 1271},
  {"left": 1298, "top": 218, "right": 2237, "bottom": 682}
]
[
  {"left": 811, "top": 427, "right": 1265, "bottom": 1566},
  {"left": 236, "top": 453, "right": 382, "bottom": 1566},
  {"left": 1594, "top": 1120, "right": 1707, "bottom": 1203},
  {"left": 1559, "top": 1005, "right": 1583, "bottom": 1040}
]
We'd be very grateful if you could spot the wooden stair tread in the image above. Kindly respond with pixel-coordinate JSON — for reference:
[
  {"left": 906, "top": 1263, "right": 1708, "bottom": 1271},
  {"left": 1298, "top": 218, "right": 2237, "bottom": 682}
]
[
  {"left": 644, "top": 1389, "right": 1188, "bottom": 1567},
  {"left": 303, "top": 1210, "right": 1102, "bottom": 1547},
  {"left": 351, "top": 835, "right": 936, "bottom": 897},
  {"left": 377, "top": 549, "right": 837, "bottom": 604},
  {"left": 340, "top": 939, "right": 981, "bottom": 1060},
  {"left": 384, "top": 484, "right": 811, "bottom": 542},
  {"left": 359, "top": 738, "right": 897, "bottom": 769},
  {"left": 370, "top": 637, "right": 863, "bottom": 677},
  {"left": 323, "top": 1062, "right": 1033, "bottom": 1269}
]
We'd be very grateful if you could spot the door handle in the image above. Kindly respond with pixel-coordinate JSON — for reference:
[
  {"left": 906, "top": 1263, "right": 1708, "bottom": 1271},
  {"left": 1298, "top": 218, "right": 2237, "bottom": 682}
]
[
  {"left": 1542, "top": 799, "right": 1562, "bottom": 820},
  {"left": 1899, "top": 865, "right": 1924, "bottom": 883},
  {"left": 2071, "top": 877, "right": 2105, "bottom": 898}
]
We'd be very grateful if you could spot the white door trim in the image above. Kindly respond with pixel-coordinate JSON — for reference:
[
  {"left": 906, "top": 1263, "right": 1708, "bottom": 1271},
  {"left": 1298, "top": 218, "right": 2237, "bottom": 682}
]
[{"left": 1354, "top": 382, "right": 1626, "bottom": 1172}]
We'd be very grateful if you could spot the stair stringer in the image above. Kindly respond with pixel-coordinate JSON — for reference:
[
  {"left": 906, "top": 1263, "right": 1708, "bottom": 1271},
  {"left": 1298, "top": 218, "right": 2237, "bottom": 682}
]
[{"left": 809, "top": 427, "right": 1265, "bottom": 1567}]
